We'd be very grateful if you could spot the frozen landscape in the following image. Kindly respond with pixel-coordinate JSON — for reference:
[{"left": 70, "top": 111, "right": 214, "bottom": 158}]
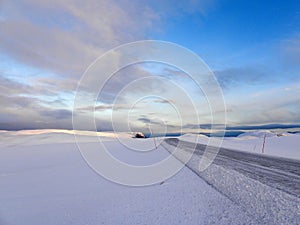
[
  {"left": 2, "top": 0, "right": 300, "bottom": 224},
  {"left": 0, "top": 130, "right": 299, "bottom": 224}
]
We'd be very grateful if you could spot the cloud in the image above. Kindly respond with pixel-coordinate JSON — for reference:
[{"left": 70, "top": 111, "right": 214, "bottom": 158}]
[
  {"left": 225, "top": 83, "right": 300, "bottom": 125},
  {"left": 214, "top": 67, "right": 272, "bottom": 90},
  {"left": 138, "top": 117, "right": 162, "bottom": 125},
  {"left": 0, "top": 0, "right": 164, "bottom": 130},
  {"left": 0, "top": 0, "right": 223, "bottom": 132},
  {"left": 0, "top": 75, "right": 31, "bottom": 95},
  {"left": 0, "top": 75, "right": 75, "bottom": 129},
  {"left": 78, "top": 103, "right": 135, "bottom": 112},
  {"left": 152, "top": 0, "right": 215, "bottom": 17},
  {"left": 153, "top": 99, "right": 174, "bottom": 104},
  {"left": 0, "top": 0, "right": 215, "bottom": 79},
  {"left": 97, "top": 64, "right": 161, "bottom": 104},
  {"left": 2, "top": 0, "right": 298, "bottom": 131},
  {"left": 0, "top": 0, "right": 161, "bottom": 77},
  {"left": 0, "top": 106, "right": 74, "bottom": 130},
  {"left": 39, "top": 109, "right": 73, "bottom": 120},
  {"left": 280, "top": 34, "right": 300, "bottom": 66}
]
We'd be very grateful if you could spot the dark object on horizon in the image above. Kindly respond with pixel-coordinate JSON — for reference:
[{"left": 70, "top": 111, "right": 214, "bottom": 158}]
[{"left": 134, "top": 132, "right": 146, "bottom": 138}]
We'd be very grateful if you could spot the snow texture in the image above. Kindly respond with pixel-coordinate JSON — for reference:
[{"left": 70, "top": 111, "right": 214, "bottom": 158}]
[
  {"left": 180, "top": 131, "right": 300, "bottom": 160},
  {"left": 0, "top": 130, "right": 259, "bottom": 225},
  {"left": 1, "top": 130, "right": 299, "bottom": 224}
]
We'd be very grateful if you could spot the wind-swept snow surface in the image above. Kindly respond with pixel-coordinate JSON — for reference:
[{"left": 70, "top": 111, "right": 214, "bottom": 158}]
[
  {"left": 0, "top": 130, "right": 256, "bottom": 225},
  {"left": 0, "top": 131, "right": 300, "bottom": 225},
  {"left": 180, "top": 131, "right": 300, "bottom": 160}
]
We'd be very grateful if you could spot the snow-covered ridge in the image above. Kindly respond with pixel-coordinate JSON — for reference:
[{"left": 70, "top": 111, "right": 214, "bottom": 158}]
[
  {"left": 0, "top": 129, "right": 132, "bottom": 137},
  {"left": 180, "top": 131, "right": 300, "bottom": 160},
  {"left": 2, "top": 129, "right": 299, "bottom": 161},
  {"left": 0, "top": 129, "right": 133, "bottom": 146},
  {"left": 238, "top": 130, "right": 279, "bottom": 138}
]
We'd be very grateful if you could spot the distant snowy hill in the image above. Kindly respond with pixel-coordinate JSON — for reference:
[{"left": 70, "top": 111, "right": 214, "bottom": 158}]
[{"left": 180, "top": 131, "right": 300, "bottom": 160}]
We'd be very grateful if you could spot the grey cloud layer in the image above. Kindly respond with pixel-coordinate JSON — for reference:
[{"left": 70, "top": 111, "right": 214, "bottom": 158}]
[
  {"left": 1, "top": 0, "right": 299, "bottom": 131},
  {"left": 0, "top": 0, "right": 161, "bottom": 77},
  {"left": 0, "top": 0, "right": 163, "bottom": 130}
]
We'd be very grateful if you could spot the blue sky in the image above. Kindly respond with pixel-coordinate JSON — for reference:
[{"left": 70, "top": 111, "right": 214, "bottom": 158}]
[{"left": 0, "top": 0, "right": 300, "bottom": 132}]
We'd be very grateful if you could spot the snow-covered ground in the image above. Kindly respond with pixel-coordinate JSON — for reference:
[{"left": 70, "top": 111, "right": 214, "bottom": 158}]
[
  {"left": 162, "top": 137, "right": 300, "bottom": 224},
  {"left": 0, "top": 130, "right": 256, "bottom": 225},
  {"left": 180, "top": 130, "right": 300, "bottom": 160},
  {"left": 0, "top": 130, "right": 299, "bottom": 224}
]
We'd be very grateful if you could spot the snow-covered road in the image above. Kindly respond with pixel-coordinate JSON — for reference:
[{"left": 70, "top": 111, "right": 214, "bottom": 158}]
[
  {"left": 162, "top": 138, "right": 300, "bottom": 224},
  {"left": 164, "top": 138, "right": 300, "bottom": 196}
]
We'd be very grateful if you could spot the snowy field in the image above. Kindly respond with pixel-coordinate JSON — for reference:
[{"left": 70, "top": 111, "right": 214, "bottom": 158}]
[
  {"left": 0, "top": 130, "right": 299, "bottom": 224},
  {"left": 180, "top": 130, "right": 300, "bottom": 160}
]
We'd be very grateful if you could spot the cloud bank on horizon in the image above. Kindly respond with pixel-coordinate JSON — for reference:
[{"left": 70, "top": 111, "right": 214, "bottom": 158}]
[{"left": 0, "top": 0, "right": 300, "bottom": 132}]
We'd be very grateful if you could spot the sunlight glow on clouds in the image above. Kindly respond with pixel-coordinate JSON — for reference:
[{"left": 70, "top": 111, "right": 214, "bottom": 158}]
[{"left": 0, "top": 0, "right": 300, "bottom": 131}]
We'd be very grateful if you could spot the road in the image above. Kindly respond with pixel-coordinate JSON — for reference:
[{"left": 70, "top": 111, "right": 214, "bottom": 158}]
[{"left": 162, "top": 138, "right": 300, "bottom": 197}]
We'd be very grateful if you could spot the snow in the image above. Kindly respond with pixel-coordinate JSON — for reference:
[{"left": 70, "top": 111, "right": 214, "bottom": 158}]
[
  {"left": 0, "top": 130, "right": 256, "bottom": 225},
  {"left": 162, "top": 141, "right": 300, "bottom": 224},
  {"left": 0, "top": 129, "right": 299, "bottom": 224},
  {"left": 180, "top": 131, "right": 300, "bottom": 160},
  {"left": 237, "top": 130, "right": 277, "bottom": 138},
  {"left": 0, "top": 130, "right": 132, "bottom": 147}
]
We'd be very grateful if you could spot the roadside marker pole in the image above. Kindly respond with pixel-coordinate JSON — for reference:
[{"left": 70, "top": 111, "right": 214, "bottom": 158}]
[
  {"left": 154, "top": 136, "right": 157, "bottom": 149},
  {"left": 149, "top": 126, "right": 157, "bottom": 149},
  {"left": 262, "top": 134, "right": 266, "bottom": 154}
]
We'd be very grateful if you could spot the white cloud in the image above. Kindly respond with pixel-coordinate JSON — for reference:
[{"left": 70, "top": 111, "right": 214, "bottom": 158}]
[
  {"left": 225, "top": 83, "right": 300, "bottom": 125},
  {"left": 280, "top": 34, "right": 300, "bottom": 65},
  {"left": 4, "top": 0, "right": 297, "bottom": 130},
  {"left": 0, "top": 0, "right": 161, "bottom": 77}
]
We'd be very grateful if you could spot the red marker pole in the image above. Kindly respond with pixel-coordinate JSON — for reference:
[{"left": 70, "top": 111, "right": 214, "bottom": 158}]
[{"left": 262, "top": 134, "right": 267, "bottom": 154}]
